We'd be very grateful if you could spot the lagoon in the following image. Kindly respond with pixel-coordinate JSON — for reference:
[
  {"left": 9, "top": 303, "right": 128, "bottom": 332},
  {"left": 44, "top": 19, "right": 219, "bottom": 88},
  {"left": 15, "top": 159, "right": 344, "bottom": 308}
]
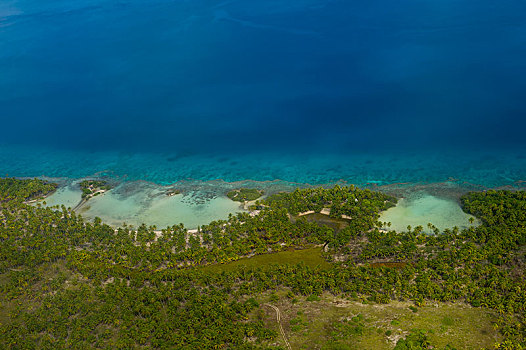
[{"left": 379, "top": 193, "right": 478, "bottom": 234}]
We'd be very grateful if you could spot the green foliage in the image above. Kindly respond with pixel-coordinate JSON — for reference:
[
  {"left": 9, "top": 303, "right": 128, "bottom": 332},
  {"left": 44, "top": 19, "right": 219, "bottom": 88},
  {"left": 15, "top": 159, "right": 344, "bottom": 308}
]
[
  {"left": 306, "top": 295, "right": 321, "bottom": 302},
  {"left": 79, "top": 180, "right": 112, "bottom": 199},
  {"left": 0, "top": 177, "right": 57, "bottom": 202},
  {"left": 0, "top": 179, "right": 525, "bottom": 349},
  {"left": 198, "top": 247, "right": 330, "bottom": 273},
  {"left": 441, "top": 316, "right": 454, "bottom": 326},
  {"left": 322, "top": 342, "right": 352, "bottom": 350},
  {"left": 327, "top": 314, "right": 366, "bottom": 341},
  {"left": 394, "top": 329, "right": 431, "bottom": 349},
  {"left": 290, "top": 316, "right": 308, "bottom": 332},
  {"left": 265, "top": 185, "right": 397, "bottom": 249},
  {"left": 461, "top": 190, "right": 526, "bottom": 246},
  {"left": 265, "top": 184, "right": 397, "bottom": 217},
  {"left": 394, "top": 329, "right": 457, "bottom": 350},
  {"left": 227, "top": 188, "right": 264, "bottom": 202}
]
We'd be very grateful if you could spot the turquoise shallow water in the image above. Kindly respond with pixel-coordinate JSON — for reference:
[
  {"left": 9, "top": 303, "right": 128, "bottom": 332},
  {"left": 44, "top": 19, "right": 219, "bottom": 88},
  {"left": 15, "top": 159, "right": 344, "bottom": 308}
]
[
  {"left": 379, "top": 193, "right": 478, "bottom": 234},
  {"left": 38, "top": 179, "right": 248, "bottom": 229},
  {"left": 3, "top": 0, "right": 526, "bottom": 229},
  {"left": 14, "top": 144, "right": 524, "bottom": 229},
  {"left": 2, "top": 145, "right": 526, "bottom": 188},
  {"left": 38, "top": 176, "right": 485, "bottom": 230}
]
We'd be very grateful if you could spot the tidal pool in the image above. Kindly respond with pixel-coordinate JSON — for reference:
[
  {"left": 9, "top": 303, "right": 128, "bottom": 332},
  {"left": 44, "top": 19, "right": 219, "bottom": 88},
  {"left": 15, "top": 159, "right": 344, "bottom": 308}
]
[
  {"left": 39, "top": 180, "right": 245, "bottom": 229},
  {"left": 379, "top": 193, "right": 478, "bottom": 233},
  {"left": 79, "top": 191, "right": 244, "bottom": 229},
  {"left": 39, "top": 184, "right": 82, "bottom": 209}
]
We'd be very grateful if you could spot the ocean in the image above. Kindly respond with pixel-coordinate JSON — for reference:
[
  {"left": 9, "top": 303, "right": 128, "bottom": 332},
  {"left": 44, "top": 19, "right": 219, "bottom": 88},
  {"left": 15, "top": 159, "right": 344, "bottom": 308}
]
[{"left": 2, "top": 0, "right": 526, "bottom": 228}]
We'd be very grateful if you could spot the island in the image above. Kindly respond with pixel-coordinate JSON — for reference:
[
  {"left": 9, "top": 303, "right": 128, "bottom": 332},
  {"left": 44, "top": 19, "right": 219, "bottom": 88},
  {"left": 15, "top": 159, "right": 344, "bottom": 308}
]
[
  {"left": 165, "top": 188, "right": 181, "bottom": 196},
  {"left": 0, "top": 178, "right": 524, "bottom": 349},
  {"left": 79, "top": 180, "right": 112, "bottom": 199},
  {"left": 227, "top": 188, "right": 264, "bottom": 202}
]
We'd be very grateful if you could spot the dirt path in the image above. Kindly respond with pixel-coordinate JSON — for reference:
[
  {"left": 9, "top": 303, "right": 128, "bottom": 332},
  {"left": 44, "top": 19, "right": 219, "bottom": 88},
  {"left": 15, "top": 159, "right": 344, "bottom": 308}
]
[{"left": 264, "top": 303, "right": 292, "bottom": 350}]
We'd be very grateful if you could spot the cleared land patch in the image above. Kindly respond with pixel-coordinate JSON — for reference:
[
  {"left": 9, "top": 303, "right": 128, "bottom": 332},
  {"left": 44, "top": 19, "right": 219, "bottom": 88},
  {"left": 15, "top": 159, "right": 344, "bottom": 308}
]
[
  {"left": 253, "top": 292, "right": 501, "bottom": 349},
  {"left": 227, "top": 188, "right": 264, "bottom": 202},
  {"left": 293, "top": 213, "right": 350, "bottom": 232},
  {"left": 197, "top": 247, "right": 331, "bottom": 273}
]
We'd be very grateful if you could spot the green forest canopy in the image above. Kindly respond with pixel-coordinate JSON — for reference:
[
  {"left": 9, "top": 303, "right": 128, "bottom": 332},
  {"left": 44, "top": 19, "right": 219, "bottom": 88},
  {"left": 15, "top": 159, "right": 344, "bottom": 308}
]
[{"left": 0, "top": 178, "right": 524, "bottom": 349}]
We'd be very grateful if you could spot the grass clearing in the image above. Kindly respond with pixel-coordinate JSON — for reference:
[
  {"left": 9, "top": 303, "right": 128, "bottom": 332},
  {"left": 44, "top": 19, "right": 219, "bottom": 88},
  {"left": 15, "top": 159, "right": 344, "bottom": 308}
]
[
  {"left": 252, "top": 292, "right": 502, "bottom": 349},
  {"left": 197, "top": 247, "right": 331, "bottom": 273},
  {"left": 227, "top": 188, "right": 264, "bottom": 202},
  {"left": 293, "top": 213, "right": 350, "bottom": 232}
]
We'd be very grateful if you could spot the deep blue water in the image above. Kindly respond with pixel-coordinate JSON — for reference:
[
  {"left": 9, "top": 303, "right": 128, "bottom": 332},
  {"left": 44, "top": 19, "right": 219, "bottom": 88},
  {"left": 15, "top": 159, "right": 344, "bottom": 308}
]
[{"left": 1, "top": 0, "right": 526, "bottom": 186}]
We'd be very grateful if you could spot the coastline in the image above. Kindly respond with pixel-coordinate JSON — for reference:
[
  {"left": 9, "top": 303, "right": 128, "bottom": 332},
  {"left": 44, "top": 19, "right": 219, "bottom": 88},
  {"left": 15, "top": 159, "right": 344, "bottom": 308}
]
[{"left": 29, "top": 174, "right": 514, "bottom": 231}]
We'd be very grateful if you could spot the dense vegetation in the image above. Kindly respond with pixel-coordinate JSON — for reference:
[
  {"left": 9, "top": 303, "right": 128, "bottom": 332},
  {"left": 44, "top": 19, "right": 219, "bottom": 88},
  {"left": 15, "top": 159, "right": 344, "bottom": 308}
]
[
  {"left": 264, "top": 185, "right": 396, "bottom": 222},
  {"left": 0, "top": 178, "right": 56, "bottom": 203},
  {"left": 265, "top": 185, "right": 397, "bottom": 250},
  {"left": 0, "top": 178, "right": 524, "bottom": 349},
  {"left": 227, "top": 188, "right": 264, "bottom": 202}
]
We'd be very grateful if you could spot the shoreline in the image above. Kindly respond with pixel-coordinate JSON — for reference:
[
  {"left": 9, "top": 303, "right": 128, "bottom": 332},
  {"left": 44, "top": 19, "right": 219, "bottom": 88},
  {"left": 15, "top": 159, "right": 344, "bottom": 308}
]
[
  {"left": 30, "top": 174, "right": 526, "bottom": 212},
  {"left": 24, "top": 173, "right": 526, "bottom": 197},
  {"left": 28, "top": 176, "right": 502, "bottom": 232}
]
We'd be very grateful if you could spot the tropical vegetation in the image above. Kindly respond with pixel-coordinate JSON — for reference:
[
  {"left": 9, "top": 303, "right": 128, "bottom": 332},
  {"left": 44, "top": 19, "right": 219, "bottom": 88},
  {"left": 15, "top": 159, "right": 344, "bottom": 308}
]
[
  {"left": 227, "top": 188, "right": 264, "bottom": 202},
  {"left": 79, "top": 180, "right": 112, "bottom": 199},
  {"left": 0, "top": 178, "right": 524, "bottom": 349}
]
